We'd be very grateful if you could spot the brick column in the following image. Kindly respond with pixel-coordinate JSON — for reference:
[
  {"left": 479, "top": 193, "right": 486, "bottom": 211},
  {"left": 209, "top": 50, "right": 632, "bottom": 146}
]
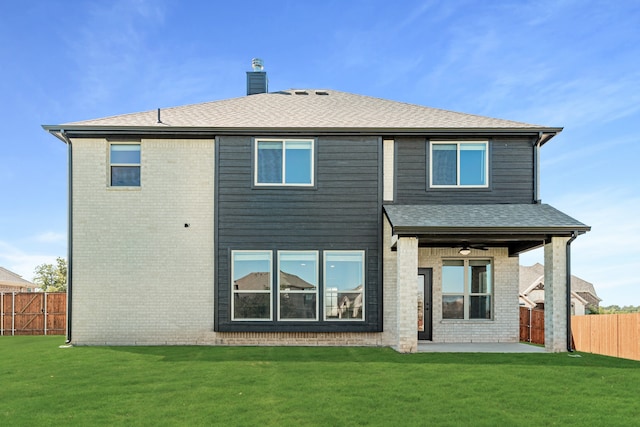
[
  {"left": 396, "top": 236, "right": 418, "bottom": 353},
  {"left": 544, "top": 236, "right": 570, "bottom": 352}
]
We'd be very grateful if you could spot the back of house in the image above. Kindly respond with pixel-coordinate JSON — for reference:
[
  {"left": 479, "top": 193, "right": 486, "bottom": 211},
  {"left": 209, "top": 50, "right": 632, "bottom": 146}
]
[{"left": 43, "top": 61, "right": 589, "bottom": 352}]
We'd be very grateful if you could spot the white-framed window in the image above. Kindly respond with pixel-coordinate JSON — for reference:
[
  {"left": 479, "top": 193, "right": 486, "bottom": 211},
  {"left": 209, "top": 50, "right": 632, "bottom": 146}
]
[
  {"left": 278, "top": 251, "right": 318, "bottom": 321},
  {"left": 110, "top": 143, "right": 141, "bottom": 186},
  {"left": 324, "top": 251, "right": 365, "bottom": 321},
  {"left": 430, "top": 141, "right": 488, "bottom": 188},
  {"left": 442, "top": 259, "right": 492, "bottom": 320},
  {"left": 255, "top": 139, "right": 314, "bottom": 186},
  {"left": 231, "top": 251, "right": 272, "bottom": 321}
]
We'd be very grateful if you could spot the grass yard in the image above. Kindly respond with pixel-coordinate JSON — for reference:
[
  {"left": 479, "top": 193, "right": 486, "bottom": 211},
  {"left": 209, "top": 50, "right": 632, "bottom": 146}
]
[{"left": 1, "top": 337, "right": 638, "bottom": 426}]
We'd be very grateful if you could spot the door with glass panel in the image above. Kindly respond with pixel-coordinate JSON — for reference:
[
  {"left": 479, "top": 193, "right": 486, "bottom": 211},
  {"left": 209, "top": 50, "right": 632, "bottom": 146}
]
[{"left": 417, "top": 268, "right": 432, "bottom": 341}]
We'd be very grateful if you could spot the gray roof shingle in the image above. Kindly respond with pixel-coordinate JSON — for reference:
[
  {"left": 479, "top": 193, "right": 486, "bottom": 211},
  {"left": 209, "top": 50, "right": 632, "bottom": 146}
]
[
  {"left": 54, "top": 89, "right": 558, "bottom": 132},
  {"left": 384, "top": 204, "right": 590, "bottom": 234},
  {"left": 0, "top": 266, "right": 34, "bottom": 287},
  {"left": 519, "top": 263, "right": 600, "bottom": 300}
]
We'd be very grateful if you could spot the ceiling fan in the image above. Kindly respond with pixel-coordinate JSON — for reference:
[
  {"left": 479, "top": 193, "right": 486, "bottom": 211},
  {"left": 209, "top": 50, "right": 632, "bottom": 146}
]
[{"left": 456, "top": 243, "right": 488, "bottom": 255}]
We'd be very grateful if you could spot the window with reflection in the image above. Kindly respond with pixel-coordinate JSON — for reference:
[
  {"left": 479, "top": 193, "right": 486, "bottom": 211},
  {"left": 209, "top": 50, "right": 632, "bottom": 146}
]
[
  {"left": 110, "top": 144, "right": 140, "bottom": 186},
  {"left": 442, "top": 259, "right": 492, "bottom": 320},
  {"left": 278, "top": 251, "right": 318, "bottom": 320},
  {"left": 255, "top": 139, "right": 314, "bottom": 186},
  {"left": 430, "top": 141, "right": 488, "bottom": 188},
  {"left": 324, "top": 251, "right": 365, "bottom": 320},
  {"left": 231, "top": 251, "right": 272, "bottom": 320}
]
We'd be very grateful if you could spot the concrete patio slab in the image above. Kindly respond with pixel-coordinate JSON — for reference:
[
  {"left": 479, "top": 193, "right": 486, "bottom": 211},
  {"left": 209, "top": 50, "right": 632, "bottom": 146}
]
[{"left": 418, "top": 342, "right": 546, "bottom": 353}]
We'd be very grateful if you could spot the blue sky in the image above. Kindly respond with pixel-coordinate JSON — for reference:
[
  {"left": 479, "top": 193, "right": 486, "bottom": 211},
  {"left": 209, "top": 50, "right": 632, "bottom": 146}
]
[{"left": 0, "top": 0, "right": 638, "bottom": 305}]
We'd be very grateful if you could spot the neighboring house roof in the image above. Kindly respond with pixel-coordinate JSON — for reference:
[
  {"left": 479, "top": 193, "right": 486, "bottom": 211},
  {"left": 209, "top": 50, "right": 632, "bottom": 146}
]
[
  {"left": 43, "top": 89, "right": 562, "bottom": 138},
  {"left": 519, "top": 263, "right": 545, "bottom": 294},
  {"left": 519, "top": 263, "right": 601, "bottom": 303},
  {"left": 279, "top": 272, "right": 316, "bottom": 290},
  {"left": 234, "top": 271, "right": 315, "bottom": 291},
  {"left": 0, "top": 266, "right": 34, "bottom": 290}
]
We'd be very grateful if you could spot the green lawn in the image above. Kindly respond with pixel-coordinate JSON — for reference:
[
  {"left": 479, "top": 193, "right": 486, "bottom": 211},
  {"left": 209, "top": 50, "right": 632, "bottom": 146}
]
[{"left": 1, "top": 337, "right": 638, "bottom": 426}]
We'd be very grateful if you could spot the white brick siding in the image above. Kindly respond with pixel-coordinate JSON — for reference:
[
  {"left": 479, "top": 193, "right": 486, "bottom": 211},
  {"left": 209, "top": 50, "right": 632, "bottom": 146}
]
[
  {"left": 70, "top": 138, "right": 215, "bottom": 345},
  {"left": 544, "top": 236, "right": 570, "bottom": 352},
  {"left": 383, "top": 139, "right": 394, "bottom": 201},
  {"left": 418, "top": 247, "right": 520, "bottom": 344},
  {"left": 381, "top": 216, "right": 398, "bottom": 347}
]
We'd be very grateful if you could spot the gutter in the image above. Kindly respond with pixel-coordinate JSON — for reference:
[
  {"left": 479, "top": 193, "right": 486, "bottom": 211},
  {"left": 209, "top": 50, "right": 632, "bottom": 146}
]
[
  {"left": 566, "top": 232, "right": 579, "bottom": 352},
  {"left": 42, "top": 125, "right": 565, "bottom": 139}
]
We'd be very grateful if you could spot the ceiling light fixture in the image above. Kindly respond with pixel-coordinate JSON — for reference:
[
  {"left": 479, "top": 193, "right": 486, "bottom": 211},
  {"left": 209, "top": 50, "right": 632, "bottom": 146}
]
[{"left": 459, "top": 247, "right": 471, "bottom": 256}]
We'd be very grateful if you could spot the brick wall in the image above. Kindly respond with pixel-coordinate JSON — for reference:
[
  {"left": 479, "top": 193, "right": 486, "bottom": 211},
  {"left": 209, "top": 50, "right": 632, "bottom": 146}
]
[
  {"left": 70, "top": 138, "right": 215, "bottom": 345},
  {"left": 418, "top": 247, "right": 520, "bottom": 343}
]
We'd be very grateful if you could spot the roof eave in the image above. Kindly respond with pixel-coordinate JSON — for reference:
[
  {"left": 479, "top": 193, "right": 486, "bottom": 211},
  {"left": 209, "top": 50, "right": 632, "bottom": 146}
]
[
  {"left": 42, "top": 124, "right": 564, "bottom": 139},
  {"left": 391, "top": 225, "right": 590, "bottom": 236}
]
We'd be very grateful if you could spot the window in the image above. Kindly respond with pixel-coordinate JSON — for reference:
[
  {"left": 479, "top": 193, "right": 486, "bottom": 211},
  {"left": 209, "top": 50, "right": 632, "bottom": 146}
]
[
  {"left": 255, "top": 139, "right": 314, "bottom": 186},
  {"left": 278, "top": 251, "right": 318, "bottom": 320},
  {"left": 442, "top": 259, "right": 492, "bottom": 319},
  {"left": 430, "top": 141, "right": 488, "bottom": 187},
  {"left": 324, "top": 251, "right": 365, "bottom": 320},
  {"left": 232, "top": 251, "right": 272, "bottom": 320},
  {"left": 231, "top": 249, "right": 365, "bottom": 323},
  {"left": 110, "top": 144, "right": 141, "bottom": 186}
]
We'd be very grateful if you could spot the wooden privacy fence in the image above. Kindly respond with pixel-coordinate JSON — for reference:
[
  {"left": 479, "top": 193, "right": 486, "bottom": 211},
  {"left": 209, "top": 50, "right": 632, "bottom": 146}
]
[
  {"left": 1, "top": 292, "right": 66, "bottom": 336},
  {"left": 571, "top": 313, "right": 640, "bottom": 361},
  {"left": 519, "top": 306, "right": 545, "bottom": 345}
]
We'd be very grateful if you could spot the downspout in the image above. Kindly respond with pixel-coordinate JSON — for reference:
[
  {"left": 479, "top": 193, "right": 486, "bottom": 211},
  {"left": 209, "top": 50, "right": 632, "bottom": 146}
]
[
  {"left": 59, "top": 130, "right": 73, "bottom": 344},
  {"left": 566, "top": 232, "right": 578, "bottom": 352}
]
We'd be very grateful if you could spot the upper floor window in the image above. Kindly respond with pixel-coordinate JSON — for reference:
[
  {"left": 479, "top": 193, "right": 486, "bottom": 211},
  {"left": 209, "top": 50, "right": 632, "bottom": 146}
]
[
  {"left": 110, "top": 144, "right": 140, "bottom": 186},
  {"left": 430, "top": 141, "right": 488, "bottom": 188},
  {"left": 255, "top": 139, "right": 314, "bottom": 186}
]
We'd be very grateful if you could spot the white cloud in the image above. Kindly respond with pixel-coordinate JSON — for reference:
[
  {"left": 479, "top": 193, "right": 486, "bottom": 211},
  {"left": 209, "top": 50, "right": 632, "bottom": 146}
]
[
  {"left": 0, "top": 241, "right": 58, "bottom": 282},
  {"left": 32, "top": 231, "right": 66, "bottom": 244},
  {"left": 524, "top": 187, "right": 640, "bottom": 306}
]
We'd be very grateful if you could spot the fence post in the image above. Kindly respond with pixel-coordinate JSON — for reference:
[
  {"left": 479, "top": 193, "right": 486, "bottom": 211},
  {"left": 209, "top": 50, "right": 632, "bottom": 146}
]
[
  {"left": 12, "top": 292, "right": 15, "bottom": 336},
  {"left": 44, "top": 292, "right": 48, "bottom": 336},
  {"left": 529, "top": 308, "right": 532, "bottom": 342}
]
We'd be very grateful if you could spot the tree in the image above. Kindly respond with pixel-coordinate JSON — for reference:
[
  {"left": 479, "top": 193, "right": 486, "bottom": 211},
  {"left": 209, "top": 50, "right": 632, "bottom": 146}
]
[{"left": 33, "top": 257, "right": 67, "bottom": 292}]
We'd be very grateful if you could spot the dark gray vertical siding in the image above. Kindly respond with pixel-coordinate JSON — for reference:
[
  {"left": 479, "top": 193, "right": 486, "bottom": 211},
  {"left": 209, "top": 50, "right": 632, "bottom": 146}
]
[
  {"left": 395, "top": 136, "right": 535, "bottom": 204},
  {"left": 215, "top": 135, "right": 381, "bottom": 332}
]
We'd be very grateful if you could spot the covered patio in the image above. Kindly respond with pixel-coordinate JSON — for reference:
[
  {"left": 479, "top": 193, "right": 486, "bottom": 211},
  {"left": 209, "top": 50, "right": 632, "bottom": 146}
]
[{"left": 383, "top": 203, "right": 590, "bottom": 353}]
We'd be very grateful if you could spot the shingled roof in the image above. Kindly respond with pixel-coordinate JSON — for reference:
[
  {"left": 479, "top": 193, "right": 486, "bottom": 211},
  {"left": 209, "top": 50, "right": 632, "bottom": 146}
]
[
  {"left": 384, "top": 204, "right": 590, "bottom": 234},
  {"left": 519, "top": 263, "right": 601, "bottom": 301},
  {"left": 0, "top": 266, "right": 34, "bottom": 290},
  {"left": 45, "top": 89, "right": 561, "bottom": 135}
]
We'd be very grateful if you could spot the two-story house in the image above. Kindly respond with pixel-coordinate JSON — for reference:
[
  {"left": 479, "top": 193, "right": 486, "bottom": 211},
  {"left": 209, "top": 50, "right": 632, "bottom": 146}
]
[{"left": 43, "top": 63, "right": 589, "bottom": 352}]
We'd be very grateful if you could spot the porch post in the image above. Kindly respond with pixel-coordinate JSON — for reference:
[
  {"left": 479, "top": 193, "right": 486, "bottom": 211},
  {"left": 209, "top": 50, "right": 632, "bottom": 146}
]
[
  {"left": 396, "top": 236, "right": 418, "bottom": 353},
  {"left": 543, "top": 236, "right": 570, "bottom": 352}
]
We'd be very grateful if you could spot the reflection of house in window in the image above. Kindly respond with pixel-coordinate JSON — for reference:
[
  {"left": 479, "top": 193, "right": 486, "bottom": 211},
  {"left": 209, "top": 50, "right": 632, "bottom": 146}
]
[
  {"left": 234, "top": 272, "right": 271, "bottom": 290},
  {"left": 279, "top": 271, "right": 317, "bottom": 320},
  {"left": 279, "top": 271, "right": 316, "bottom": 291},
  {"left": 233, "top": 272, "right": 271, "bottom": 320},
  {"left": 327, "top": 285, "right": 363, "bottom": 319}
]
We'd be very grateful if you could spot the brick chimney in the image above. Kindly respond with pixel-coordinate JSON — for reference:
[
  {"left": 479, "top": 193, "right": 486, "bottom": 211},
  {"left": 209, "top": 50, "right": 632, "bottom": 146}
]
[{"left": 246, "top": 58, "right": 268, "bottom": 95}]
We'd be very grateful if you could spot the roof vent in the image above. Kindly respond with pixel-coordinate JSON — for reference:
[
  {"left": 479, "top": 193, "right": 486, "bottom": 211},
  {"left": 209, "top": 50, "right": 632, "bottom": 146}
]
[
  {"left": 294, "top": 90, "right": 309, "bottom": 95},
  {"left": 315, "top": 91, "right": 329, "bottom": 95},
  {"left": 251, "top": 58, "right": 264, "bottom": 72},
  {"left": 246, "top": 58, "right": 268, "bottom": 95}
]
